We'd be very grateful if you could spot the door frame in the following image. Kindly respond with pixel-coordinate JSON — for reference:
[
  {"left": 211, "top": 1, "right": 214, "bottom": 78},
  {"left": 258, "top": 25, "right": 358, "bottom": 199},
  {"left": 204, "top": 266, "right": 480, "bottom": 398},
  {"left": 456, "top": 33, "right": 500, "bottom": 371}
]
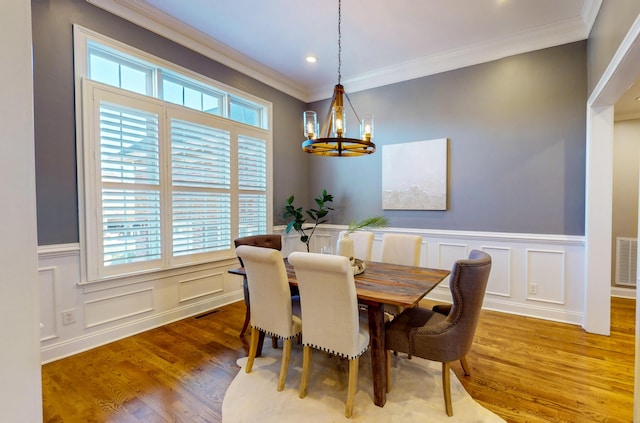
[{"left": 584, "top": 13, "right": 640, "bottom": 422}]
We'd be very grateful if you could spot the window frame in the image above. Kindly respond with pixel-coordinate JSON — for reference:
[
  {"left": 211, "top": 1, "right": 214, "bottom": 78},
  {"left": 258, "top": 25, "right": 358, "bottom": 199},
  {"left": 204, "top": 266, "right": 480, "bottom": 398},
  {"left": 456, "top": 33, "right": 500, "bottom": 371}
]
[{"left": 74, "top": 26, "right": 273, "bottom": 283}]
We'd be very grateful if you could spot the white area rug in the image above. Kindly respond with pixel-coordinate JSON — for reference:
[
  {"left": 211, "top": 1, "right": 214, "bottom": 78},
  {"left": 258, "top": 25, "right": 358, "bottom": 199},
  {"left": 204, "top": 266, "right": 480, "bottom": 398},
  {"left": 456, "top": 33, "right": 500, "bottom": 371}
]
[{"left": 222, "top": 343, "right": 505, "bottom": 422}]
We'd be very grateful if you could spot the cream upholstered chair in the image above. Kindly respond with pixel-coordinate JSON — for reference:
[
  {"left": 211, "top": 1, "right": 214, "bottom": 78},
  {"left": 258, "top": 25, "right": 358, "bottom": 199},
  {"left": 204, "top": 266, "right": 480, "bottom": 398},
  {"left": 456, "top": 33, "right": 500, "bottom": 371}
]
[
  {"left": 338, "top": 230, "right": 374, "bottom": 261},
  {"left": 380, "top": 233, "right": 421, "bottom": 266},
  {"left": 380, "top": 233, "right": 422, "bottom": 316},
  {"left": 234, "top": 234, "right": 284, "bottom": 338},
  {"left": 288, "top": 252, "right": 370, "bottom": 418},
  {"left": 234, "top": 234, "right": 300, "bottom": 354},
  {"left": 235, "top": 245, "right": 302, "bottom": 391},
  {"left": 384, "top": 250, "right": 491, "bottom": 416}
]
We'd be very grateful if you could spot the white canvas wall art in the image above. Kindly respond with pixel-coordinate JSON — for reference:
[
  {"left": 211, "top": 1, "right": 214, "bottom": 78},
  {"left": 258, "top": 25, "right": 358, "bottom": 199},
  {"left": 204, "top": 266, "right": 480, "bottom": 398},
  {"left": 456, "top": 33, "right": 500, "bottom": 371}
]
[{"left": 382, "top": 138, "right": 448, "bottom": 210}]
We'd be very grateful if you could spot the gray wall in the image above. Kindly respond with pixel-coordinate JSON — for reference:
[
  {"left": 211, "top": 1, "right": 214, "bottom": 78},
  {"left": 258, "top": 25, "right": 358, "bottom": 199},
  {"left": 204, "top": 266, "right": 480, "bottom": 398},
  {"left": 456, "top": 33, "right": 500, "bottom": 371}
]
[
  {"left": 587, "top": 0, "right": 640, "bottom": 95},
  {"left": 33, "top": 0, "right": 590, "bottom": 241},
  {"left": 309, "top": 42, "right": 587, "bottom": 235},
  {"left": 31, "top": 0, "right": 308, "bottom": 245}
]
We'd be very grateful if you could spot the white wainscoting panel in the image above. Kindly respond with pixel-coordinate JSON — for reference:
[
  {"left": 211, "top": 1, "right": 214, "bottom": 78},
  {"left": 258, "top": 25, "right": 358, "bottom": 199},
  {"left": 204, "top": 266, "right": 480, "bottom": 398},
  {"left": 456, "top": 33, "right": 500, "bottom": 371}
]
[
  {"left": 438, "top": 242, "right": 469, "bottom": 272},
  {"left": 179, "top": 272, "right": 224, "bottom": 303},
  {"left": 278, "top": 225, "right": 585, "bottom": 326},
  {"left": 526, "top": 249, "right": 565, "bottom": 304},
  {"left": 38, "top": 227, "right": 589, "bottom": 363},
  {"left": 39, "top": 266, "right": 59, "bottom": 342},
  {"left": 482, "top": 246, "right": 512, "bottom": 297},
  {"left": 85, "top": 288, "right": 154, "bottom": 328},
  {"left": 419, "top": 240, "right": 429, "bottom": 267},
  {"left": 313, "top": 233, "right": 333, "bottom": 254},
  {"left": 38, "top": 244, "right": 244, "bottom": 363}
]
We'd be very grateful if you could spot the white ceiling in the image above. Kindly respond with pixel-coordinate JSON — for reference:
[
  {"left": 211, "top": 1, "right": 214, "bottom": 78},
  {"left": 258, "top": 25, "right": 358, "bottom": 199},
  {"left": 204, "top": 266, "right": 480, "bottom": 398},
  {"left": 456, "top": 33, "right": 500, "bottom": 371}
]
[{"left": 90, "top": 0, "right": 602, "bottom": 102}]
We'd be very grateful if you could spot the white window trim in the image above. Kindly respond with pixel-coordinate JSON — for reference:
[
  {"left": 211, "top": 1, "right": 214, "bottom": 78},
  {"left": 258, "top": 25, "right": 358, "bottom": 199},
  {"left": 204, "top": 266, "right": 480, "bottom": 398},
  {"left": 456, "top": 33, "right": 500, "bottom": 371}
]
[{"left": 74, "top": 26, "right": 273, "bottom": 284}]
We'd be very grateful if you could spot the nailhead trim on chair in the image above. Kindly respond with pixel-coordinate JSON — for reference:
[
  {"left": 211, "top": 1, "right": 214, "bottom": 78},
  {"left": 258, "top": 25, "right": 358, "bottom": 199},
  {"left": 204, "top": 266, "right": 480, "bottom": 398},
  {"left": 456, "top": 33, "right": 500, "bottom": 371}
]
[
  {"left": 409, "top": 260, "right": 487, "bottom": 350},
  {"left": 252, "top": 325, "right": 301, "bottom": 340},
  {"left": 303, "top": 343, "right": 368, "bottom": 360}
]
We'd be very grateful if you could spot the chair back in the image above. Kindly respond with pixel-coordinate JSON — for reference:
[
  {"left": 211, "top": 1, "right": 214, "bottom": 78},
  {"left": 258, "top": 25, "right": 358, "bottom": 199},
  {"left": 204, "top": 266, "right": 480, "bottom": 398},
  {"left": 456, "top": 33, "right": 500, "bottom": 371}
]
[
  {"left": 234, "top": 234, "right": 282, "bottom": 267},
  {"left": 380, "top": 233, "right": 421, "bottom": 266},
  {"left": 288, "top": 252, "right": 369, "bottom": 359},
  {"left": 414, "top": 249, "right": 491, "bottom": 361},
  {"left": 338, "top": 230, "right": 374, "bottom": 261},
  {"left": 236, "top": 245, "right": 298, "bottom": 338}
]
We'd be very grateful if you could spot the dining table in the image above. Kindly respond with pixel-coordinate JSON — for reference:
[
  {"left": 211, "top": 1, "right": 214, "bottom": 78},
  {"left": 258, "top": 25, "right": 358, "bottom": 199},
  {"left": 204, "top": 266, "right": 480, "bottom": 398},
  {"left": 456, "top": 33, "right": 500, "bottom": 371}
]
[{"left": 228, "top": 258, "right": 450, "bottom": 407}]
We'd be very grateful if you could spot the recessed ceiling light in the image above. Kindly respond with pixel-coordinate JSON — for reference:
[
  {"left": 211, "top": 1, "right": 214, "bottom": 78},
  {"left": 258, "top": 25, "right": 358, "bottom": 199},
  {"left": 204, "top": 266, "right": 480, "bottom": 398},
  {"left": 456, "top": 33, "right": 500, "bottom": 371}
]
[{"left": 306, "top": 56, "right": 317, "bottom": 63}]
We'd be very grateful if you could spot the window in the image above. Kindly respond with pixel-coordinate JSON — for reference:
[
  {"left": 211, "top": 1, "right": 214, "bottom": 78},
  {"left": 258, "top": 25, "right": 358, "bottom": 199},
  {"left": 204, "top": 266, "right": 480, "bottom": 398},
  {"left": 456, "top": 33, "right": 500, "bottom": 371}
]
[
  {"left": 161, "top": 72, "right": 225, "bottom": 117},
  {"left": 76, "top": 27, "right": 272, "bottom": 281},
  {"left": 85, "top": 37, "right": 269, "bottom": 129}
]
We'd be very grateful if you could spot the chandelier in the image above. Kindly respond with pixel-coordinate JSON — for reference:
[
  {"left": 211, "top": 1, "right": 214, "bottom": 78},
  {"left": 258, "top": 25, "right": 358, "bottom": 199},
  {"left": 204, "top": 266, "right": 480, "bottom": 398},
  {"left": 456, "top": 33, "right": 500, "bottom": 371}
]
[{"left": 301, "top": 0, "right": 376, "bottom": 157}]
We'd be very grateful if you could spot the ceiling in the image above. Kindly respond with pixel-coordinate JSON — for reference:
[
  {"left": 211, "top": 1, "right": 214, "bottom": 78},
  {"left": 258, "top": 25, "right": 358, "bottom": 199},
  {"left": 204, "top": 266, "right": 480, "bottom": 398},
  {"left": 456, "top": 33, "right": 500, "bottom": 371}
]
[
  {"left": 86, "top": 0, "right": 640, "bottom": 121},
  {"left": 91, "top": 0, "right": 604, "bottom": 102}
]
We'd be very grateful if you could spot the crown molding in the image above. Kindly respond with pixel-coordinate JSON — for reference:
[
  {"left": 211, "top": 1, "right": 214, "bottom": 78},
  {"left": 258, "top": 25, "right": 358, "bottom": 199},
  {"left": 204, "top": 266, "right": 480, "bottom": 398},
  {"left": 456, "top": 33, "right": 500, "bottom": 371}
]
[
  {"left": 615, "top": 111, "right": 640, "bottom": 122},
  {"left": 88, "top": 0, "right": 601, "bottom": 105},
  {"left": 87, "top": 0, "right": 310, "bottom": 102},
  {"left": 309, "top": 13, "right": 595, "bottom": 101},
  {"left": 581, "top": 0, "right": 603, "bottom": 35}
]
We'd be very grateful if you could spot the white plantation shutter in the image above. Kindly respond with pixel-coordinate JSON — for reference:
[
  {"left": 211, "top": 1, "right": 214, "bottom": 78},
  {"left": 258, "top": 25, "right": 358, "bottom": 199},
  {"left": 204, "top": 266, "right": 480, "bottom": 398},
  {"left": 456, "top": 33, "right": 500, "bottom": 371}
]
[
  {"left": 98, "top": 101, "right": 162, "bottom": 267},
  {"left": 82, "top": 81, "right": 271, "bottom": 281},
  {"left": 238, "top": 135, "right": 267, "bottom": 237},
  {"left": 171, "top": 119, "right": 231, "bottom": 256}
]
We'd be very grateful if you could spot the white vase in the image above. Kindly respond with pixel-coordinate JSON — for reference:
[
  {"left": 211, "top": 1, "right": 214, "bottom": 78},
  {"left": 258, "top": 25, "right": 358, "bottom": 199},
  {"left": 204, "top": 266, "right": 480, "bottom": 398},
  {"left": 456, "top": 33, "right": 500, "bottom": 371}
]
[{"left": 337, "top": 233, "right": 355, "bottom": 264}]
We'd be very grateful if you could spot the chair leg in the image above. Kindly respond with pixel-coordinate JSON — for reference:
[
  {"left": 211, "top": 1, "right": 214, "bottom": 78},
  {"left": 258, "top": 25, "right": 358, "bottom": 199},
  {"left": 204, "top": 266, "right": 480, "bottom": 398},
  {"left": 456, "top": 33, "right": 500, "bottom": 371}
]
[
  {"left": 345, "top": 357, "right": 359, "bottom": 418},
  {"left": 385, "top": 350, "right": 391, "bottom": 393},
  {"left": 277, "top": 338, "right": 292, "bottom": 391},
  {"left": 299, "top": 346, "right": 312, "bottom": 398},
  {"left": 257, "top": 330, "right": 266, "bottom": 357},
  {"left": 460, "top": 355, "right": 471, "bottom": 376},
  {"left": 239, "top": 307, "right": 250, "bottom": 337},
  {"left": 240, "top": 276, "right": 250, "bottom": 337},
  {"left": 442, "top": 362, "right": 453, "bottom": 416},
  {"left": 272, "top": 336, "right": 279, "bottom": 349},
  {"left": 246, "top": 327, "right": 260, "bottom": 373}
]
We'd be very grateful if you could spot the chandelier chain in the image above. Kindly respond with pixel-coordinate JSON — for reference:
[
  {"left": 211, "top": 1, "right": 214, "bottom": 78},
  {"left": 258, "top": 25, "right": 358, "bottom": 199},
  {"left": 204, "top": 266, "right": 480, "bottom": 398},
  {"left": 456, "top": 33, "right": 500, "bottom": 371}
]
[{"left": 338, "top": 0, "right": 342, "bottom": 84}]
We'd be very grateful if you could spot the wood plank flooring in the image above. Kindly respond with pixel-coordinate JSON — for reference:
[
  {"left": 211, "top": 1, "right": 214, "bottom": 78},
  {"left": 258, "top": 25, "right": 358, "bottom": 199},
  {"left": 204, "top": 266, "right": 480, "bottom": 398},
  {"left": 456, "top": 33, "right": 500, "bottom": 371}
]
[{"left": 42, "top": 297, "right": 635, "bottom": 422}]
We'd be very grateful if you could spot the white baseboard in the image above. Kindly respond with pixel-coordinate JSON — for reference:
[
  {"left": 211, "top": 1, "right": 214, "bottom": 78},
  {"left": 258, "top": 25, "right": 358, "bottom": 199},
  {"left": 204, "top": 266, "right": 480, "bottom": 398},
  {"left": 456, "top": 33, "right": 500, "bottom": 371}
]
[
  {"left": 41, "top": 291, "right": 242, "bottom": 364},
  {"left": 611, "top": 286, "right": 636, "bottom": 299}
]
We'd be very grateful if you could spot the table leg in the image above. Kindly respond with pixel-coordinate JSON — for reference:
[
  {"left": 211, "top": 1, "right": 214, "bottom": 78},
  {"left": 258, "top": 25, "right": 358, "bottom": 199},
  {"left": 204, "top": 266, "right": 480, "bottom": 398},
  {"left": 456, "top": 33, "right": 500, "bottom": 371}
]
[{"left": 367, "top": 302, "right": 387, "bottom": 407}]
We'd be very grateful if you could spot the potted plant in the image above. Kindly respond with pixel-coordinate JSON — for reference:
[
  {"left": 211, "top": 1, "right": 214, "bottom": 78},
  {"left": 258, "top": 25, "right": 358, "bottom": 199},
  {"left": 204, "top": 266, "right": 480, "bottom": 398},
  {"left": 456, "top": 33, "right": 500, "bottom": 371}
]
[{"left": 283, "top": 189, "right": 334, "bottom": 252}]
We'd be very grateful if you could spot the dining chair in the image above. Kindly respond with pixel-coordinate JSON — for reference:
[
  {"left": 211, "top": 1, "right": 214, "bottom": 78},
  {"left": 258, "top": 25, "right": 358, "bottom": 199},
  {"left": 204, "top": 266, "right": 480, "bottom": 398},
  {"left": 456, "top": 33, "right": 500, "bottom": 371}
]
[
  {"left": 235, "top": 245, "right": 302, "bottom": 391},
  {"left": 288, "top": 251, "right": 370, "bottom": 418},
  {"left": 384, "top": 250, "right": 491, "bottom": 416},
  {"left": 380, "top": 233, "right": 421, "bottom": 266},
  {"left": 234, "top": 234, "right": 298, "bottom": 346},
  {"left": 379, "top": 233, "right": 422, "bottom": 316},
  {"left": 338, "top": 230, "right": 374, "bottom": 261}
]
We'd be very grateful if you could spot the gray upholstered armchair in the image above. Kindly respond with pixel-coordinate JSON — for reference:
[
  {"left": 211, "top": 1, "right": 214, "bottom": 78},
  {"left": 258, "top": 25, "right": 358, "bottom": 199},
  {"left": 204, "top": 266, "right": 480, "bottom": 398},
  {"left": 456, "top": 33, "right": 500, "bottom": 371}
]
[{"left": 384, "top": 249, "right": 491, "bottom": 416}]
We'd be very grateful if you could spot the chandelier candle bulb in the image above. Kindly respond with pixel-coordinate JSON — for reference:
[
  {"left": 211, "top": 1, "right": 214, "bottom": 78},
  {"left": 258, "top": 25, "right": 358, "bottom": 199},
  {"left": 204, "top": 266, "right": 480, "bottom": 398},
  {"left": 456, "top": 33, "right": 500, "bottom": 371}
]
[
  {"left": 304, "top": 111, "right": 318, "bottom": 139},
  {"left": 361, "top": 114, "right": 374, "bottom": 141},
  {"left": 331, "top": 105, "right": 345, "bottom": 137}
]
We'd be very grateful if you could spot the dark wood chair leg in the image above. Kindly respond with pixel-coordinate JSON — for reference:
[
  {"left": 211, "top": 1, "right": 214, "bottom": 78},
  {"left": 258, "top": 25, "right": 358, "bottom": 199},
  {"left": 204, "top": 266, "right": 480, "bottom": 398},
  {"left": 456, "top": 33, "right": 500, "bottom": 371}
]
[
  {"left": 240, "top": 276, "right": 250, "bottom": 337},
  {"left": 240, "top": 308, "right": 250, "bottom": 337},
  {"left": 257, "top": 330, "right": 265, "bottom": 357}
]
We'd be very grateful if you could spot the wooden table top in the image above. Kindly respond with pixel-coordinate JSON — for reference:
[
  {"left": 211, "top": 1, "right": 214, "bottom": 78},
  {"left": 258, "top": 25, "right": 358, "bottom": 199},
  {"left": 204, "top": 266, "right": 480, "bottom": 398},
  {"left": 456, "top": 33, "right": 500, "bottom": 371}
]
[{"left": 229, "top": 259, "right": 450, "bottom": 308}]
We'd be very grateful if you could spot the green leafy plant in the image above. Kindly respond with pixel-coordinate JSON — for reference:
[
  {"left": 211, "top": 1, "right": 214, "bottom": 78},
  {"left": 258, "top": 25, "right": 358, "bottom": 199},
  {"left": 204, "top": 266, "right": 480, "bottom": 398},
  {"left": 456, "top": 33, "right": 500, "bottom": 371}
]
[
  {"left": 345, "top": 216, "right": 389, "bottom": 235},
  {"left": 283, "top": 189, "right": 334, "bottom": 252}
]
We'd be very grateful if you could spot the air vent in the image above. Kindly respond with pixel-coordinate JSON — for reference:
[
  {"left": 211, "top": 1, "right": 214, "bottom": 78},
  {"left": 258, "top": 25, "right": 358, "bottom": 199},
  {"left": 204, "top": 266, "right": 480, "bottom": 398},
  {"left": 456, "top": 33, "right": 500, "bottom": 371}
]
[{"left": 616, "top": 237, "right": 637, "bottom": 286}]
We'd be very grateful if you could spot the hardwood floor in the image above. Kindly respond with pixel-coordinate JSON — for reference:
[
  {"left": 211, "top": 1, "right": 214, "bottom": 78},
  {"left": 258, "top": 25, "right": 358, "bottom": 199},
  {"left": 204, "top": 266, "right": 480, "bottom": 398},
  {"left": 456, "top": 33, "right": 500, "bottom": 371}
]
[{"left": 42, "top": 298, "right": 635, "bottom": 422}]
